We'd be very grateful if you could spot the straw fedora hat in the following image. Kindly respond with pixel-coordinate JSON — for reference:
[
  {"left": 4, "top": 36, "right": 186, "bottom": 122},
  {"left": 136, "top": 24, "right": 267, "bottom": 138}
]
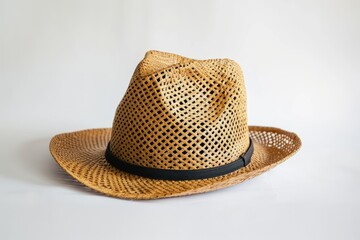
[{"left": 50, "top": 50, "right": 301, "bottom": 199}]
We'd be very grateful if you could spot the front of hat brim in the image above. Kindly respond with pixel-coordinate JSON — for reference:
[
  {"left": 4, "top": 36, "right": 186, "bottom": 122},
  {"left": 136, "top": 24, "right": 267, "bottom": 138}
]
[{"left": 49, "top": 126, "right": 301, "bottom": 199}]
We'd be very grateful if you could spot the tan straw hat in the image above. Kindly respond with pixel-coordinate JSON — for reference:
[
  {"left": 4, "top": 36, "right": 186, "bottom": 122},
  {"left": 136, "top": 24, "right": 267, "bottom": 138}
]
[{"left": 50, "top": 50, "right": 301, "bottom": 199}]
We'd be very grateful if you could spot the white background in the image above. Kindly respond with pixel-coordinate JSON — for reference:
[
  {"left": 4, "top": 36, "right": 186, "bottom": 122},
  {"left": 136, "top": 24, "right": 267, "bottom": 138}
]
[{"left": 1, "top": 0, "right": 360, "bottom": 239}]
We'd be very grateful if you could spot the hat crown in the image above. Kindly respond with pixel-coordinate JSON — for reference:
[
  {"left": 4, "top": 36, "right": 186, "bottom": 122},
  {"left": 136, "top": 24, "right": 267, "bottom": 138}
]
[{"left": 109, "top": 50, "right": 249, "bottom": 170}]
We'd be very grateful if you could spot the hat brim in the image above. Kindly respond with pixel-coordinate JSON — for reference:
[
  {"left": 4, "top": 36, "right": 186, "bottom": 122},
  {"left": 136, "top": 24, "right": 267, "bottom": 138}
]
[{"left": 49, "top": 126, "right": 301, "bottom": 199}]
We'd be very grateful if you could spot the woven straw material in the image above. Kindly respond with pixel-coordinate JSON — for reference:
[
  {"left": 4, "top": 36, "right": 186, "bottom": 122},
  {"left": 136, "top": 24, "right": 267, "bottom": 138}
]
[
  {"left": 50, "top": 126, "right": 300, "bottom": 199},
  {"left": 50, "top": 50, "right": 301, "bottom": 199},
  {"left": 110, "top": 51, "right": 249, "bottom": 170}
]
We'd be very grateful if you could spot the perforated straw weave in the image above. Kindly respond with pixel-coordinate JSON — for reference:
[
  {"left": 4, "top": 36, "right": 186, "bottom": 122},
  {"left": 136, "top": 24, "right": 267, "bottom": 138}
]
[
  {"left": 110, "top": 51, "right": 249, "bottom": 170},
  {"left": 50, "top": 50, "right": 301, "bottom": 199}
]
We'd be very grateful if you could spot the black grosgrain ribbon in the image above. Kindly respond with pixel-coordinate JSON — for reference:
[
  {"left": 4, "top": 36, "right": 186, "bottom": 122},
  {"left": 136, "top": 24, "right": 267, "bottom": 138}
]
[{"left": 105, "top": 139, "right": 253, "bottom": 181}]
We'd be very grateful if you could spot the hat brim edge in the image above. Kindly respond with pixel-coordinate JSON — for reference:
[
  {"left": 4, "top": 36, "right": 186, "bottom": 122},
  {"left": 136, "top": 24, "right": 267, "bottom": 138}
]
[{"left": 49, "top": 126, "right": 301, "bottom": 200}]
